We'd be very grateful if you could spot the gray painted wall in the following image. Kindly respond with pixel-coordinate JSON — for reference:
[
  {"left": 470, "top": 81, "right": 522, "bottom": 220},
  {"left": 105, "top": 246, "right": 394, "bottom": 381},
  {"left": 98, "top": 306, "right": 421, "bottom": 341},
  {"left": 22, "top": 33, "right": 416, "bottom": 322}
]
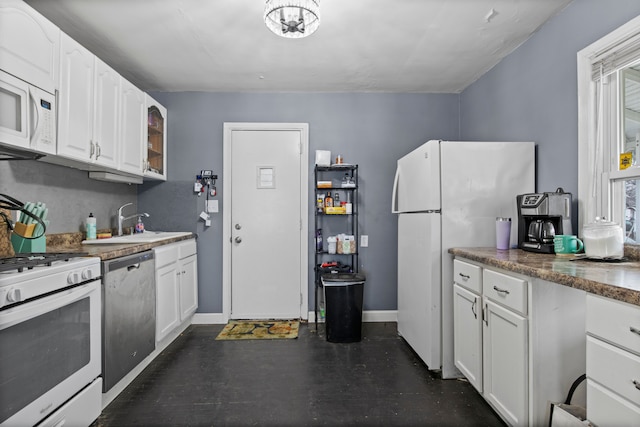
[
  {"left": 0, "top": 161, "right": 136, "bottom": 234},
  {"left": 139, "top": 93, "right": 459, "bottom": 313},
  {"left": 460, "top": 0, "right": 640, "bottom": 233},
  {"left": 5, "top": 0, "right": 639, "bottom": 315}
]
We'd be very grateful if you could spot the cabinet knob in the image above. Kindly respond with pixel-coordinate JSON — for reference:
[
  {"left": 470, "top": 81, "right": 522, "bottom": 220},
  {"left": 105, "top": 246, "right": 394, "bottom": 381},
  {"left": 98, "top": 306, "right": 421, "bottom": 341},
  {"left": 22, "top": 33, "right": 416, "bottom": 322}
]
[
  {"left": 235, "top": 224, "right": 242, "bottom": 230},
  {"left": 235, "top": 236, "right": 242, "bottom": 244}
]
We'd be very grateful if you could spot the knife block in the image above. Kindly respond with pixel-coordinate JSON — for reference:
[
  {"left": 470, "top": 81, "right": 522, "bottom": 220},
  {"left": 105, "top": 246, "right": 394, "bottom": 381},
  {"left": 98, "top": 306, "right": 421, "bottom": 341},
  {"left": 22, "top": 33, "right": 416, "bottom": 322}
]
[{"left": 11, "top": 233, "right": 46, "bottom": 253}]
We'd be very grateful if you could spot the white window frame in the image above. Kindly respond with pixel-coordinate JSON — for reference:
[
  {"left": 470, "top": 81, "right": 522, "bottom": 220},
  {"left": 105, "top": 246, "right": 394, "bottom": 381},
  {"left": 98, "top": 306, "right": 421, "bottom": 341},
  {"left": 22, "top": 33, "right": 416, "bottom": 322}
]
[{"left": 578, "top": 15, "right": 640, "bottom": 237}]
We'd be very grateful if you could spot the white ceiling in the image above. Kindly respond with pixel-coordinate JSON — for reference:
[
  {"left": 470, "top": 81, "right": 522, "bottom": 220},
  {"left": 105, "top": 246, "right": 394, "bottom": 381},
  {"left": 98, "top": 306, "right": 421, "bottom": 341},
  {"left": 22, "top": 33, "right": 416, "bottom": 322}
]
[{"left": 25, "top": 0, "right": 573, "bottom": 93}]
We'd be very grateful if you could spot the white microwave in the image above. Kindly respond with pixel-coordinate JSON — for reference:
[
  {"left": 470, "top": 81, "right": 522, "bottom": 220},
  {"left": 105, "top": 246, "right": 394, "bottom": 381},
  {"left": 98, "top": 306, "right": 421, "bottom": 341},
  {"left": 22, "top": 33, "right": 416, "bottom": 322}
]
[{"left": 0, "top": 69, "right": 56, "bottom": 158}]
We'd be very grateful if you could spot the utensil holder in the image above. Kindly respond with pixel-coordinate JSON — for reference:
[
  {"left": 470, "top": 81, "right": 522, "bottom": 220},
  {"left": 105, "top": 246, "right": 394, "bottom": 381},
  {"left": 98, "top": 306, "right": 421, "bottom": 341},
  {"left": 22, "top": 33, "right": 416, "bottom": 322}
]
[{"left": 11, "top": 233, "right": 46, "bottom": 253}]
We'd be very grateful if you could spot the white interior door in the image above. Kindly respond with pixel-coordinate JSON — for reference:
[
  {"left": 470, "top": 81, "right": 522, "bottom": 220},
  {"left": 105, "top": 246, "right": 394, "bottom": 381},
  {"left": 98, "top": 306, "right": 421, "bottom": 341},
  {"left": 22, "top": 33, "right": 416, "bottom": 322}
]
[{"left": 224, "top": 124, "right": 308, "bottom": 320}]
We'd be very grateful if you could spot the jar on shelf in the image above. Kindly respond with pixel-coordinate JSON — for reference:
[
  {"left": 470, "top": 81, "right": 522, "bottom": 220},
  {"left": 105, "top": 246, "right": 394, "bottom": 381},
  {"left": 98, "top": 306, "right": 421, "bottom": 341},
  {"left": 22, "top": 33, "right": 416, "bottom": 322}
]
[{"left": 324, "top": 192, "right": 333, "bottom": 210}]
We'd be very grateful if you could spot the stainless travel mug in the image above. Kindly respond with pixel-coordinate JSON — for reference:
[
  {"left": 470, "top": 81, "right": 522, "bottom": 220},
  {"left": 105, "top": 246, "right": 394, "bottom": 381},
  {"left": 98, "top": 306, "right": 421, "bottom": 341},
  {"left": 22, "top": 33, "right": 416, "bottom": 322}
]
[{"left": 496, "top": 217, "right": 512, "bottom": 250}]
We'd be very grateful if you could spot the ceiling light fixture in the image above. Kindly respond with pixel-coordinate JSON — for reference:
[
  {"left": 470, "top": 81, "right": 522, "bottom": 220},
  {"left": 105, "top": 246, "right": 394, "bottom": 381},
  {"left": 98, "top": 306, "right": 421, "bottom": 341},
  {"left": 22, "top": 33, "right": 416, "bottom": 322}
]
[{"left": 264, "top": 0, "right": 320, "bottom": 39}]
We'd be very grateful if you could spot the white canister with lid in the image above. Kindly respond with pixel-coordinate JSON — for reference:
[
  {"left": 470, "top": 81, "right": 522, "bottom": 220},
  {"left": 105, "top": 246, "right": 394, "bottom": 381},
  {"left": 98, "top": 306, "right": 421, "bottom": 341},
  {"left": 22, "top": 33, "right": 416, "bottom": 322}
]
[
  {"left": 582, "top": 218, "right": 624, "bottom": 259},
  {"left": 327, "top": 236, "right": 337, "bottom": 254}
]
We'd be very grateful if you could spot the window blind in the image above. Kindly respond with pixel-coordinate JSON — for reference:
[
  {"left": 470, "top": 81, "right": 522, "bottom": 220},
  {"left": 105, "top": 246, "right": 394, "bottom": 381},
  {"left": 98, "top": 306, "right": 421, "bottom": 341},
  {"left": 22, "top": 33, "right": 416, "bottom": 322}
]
[{"left": 591, "top": 30, "right": 640, "bottom": 80}]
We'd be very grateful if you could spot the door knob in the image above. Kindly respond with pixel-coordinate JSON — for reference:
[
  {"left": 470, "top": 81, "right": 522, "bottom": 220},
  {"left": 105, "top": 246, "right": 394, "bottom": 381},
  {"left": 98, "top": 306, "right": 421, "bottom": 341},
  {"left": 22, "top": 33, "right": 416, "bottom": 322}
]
[
  {"left": 235, "top": 236, "right": 242, "bottom": 243},
  {"left": 235, "top": 224, "right": 242, "bottom": 230}
]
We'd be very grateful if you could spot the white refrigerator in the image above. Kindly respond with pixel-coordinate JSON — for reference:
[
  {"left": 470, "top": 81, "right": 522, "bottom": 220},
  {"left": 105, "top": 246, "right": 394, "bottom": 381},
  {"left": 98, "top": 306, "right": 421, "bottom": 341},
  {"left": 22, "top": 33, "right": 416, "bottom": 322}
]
[{"left": 392, "top": 140, "right": 535, "bottom": 378}]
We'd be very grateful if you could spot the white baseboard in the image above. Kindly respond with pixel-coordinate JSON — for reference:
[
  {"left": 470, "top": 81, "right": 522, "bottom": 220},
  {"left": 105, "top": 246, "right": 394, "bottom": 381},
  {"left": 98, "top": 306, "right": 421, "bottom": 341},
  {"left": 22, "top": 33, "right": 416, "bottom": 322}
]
[
  {"left": 191, "top": 310, "right": 398, "bottom": 325},
  {"left": 363, "top": 310, "right": 397, "bottom": 322},
  {"left": 191, "top": 312, "right": 227, "bottom": 324},
  {"left": 308, "top": 309, "right": 397, "bottom": 323}
]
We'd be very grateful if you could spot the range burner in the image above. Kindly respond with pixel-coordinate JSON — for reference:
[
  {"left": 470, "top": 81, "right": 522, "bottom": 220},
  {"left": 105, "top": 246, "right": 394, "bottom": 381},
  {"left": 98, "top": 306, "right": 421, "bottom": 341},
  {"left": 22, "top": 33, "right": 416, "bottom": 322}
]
[{"left": 0, "top": 253, "right": 89, "bottom": 273}]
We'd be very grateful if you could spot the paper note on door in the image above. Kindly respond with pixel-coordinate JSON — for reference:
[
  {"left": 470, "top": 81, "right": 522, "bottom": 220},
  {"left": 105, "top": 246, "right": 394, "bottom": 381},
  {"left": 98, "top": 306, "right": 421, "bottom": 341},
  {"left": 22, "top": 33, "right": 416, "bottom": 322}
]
[{"left": 258, "top": 167, "right": 275, "bottom": 189}]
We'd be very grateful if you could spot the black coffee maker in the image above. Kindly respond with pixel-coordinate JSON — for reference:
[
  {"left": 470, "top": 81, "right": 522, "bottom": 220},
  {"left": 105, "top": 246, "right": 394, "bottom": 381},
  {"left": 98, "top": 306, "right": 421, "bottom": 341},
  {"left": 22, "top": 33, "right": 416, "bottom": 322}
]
[{"left": 517, "top": 188, "right": 573, "bottom": 253}]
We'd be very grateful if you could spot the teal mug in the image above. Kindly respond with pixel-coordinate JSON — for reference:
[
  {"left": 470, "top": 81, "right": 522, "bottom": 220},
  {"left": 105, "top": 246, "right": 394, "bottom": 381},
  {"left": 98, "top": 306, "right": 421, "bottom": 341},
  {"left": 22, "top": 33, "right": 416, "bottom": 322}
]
[{"left": 554, "top": 235, "right": 584, "bottom": 255}]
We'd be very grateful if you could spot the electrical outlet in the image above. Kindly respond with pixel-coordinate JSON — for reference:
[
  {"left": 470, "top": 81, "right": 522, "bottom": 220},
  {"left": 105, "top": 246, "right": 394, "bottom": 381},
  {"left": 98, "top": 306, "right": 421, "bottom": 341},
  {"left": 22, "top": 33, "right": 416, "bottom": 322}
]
[{"left": 360, "top": 235, "right": 368, "bottom": 247}]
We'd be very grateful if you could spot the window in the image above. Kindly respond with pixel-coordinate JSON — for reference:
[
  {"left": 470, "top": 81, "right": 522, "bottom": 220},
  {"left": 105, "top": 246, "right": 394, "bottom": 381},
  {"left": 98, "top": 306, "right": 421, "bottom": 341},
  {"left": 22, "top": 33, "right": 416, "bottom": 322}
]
[
  {"left": 623, "top": 66, "right": 640, "bottom": 242},
  {"left": 578, "top": 15, "right": 640, "bottom": 243}
]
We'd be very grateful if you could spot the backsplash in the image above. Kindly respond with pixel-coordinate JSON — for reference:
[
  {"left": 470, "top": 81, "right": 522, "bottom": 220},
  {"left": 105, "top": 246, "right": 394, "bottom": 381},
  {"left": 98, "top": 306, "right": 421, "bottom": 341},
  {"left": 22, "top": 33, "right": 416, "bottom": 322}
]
[{"left": 0, "top": 160, "right": 137, "bottom": 233}]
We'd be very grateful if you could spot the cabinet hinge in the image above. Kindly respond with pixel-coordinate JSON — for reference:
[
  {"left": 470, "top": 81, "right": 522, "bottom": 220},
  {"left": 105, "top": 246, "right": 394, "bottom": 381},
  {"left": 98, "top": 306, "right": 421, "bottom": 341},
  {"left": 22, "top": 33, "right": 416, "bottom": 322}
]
[
  {"left": 298, "top": 141, "right": 302, "bottom": 155},
  {"left": 300, "top": 292, "right": 303, "bottom": 305}
]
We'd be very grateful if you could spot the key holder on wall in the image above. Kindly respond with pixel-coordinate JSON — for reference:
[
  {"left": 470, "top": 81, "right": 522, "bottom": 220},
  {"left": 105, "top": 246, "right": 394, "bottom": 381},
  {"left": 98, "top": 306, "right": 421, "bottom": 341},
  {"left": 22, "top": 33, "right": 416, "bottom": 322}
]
[{"left": 194, "top": 170, "right": 218, "bottom": 227}]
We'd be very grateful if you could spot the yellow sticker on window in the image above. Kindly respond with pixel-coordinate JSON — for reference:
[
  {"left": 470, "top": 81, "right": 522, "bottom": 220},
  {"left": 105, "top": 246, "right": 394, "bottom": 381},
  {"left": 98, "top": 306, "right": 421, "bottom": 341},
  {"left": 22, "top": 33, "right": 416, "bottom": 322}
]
[{"left": 620, "top": 152, "right": 633, "bottom": 170}]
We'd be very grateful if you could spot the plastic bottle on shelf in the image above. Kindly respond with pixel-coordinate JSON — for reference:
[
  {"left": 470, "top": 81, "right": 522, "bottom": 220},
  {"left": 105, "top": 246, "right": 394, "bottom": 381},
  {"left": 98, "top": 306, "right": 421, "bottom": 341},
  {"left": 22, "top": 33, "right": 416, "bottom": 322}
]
[
  {"left": 334, "top": 192, "right": 340, "bottom": 207},
  {"left": 316, "top": 228, "right": 323, "bottom": 252},
  {"left": 85, "top": 213, "right": 97, "bottom": 240}
]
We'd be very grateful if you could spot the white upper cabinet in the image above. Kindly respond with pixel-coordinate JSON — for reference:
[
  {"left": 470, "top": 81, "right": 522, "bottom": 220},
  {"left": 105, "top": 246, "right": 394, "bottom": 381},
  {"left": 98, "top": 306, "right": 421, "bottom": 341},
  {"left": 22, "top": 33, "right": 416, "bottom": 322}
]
[
  {"left": 119, "top": 77, "right": 145, "bottom": 176},
  {"left": 58, "top": 33, "right": 93, "bottom": 161},
  {"left": 144, "top": 95, "right": 167, "bottom": 180},
  {"left": 0, "top": 0, "right": 59, "bottom": 93},
  {"left": 2, "top": 1, "right": 165, "bottom": 182},
  {"left": 58, "top": 33, "right": 118, "bottom": 169},
  {"left": 93, "top": 58, "right": 119, "bottom": 168}
]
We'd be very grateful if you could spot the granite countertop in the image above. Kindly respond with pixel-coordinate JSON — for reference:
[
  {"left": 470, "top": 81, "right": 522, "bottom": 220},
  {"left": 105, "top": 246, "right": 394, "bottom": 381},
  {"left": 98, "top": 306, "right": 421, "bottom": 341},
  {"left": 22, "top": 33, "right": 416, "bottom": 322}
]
[
  {"left": 448, "top": 247, "right": 640, "bottom": 307},
  {"left": 46, "top": 232, "right": 196, "bottom": 261}
]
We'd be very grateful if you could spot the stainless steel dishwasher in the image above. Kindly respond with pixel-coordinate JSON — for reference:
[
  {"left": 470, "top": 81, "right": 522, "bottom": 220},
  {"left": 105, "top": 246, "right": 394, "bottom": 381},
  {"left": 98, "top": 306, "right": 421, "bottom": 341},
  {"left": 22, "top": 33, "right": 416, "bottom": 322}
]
[{"left": 102, "top": 250, "right": 155, "bottom": 392}]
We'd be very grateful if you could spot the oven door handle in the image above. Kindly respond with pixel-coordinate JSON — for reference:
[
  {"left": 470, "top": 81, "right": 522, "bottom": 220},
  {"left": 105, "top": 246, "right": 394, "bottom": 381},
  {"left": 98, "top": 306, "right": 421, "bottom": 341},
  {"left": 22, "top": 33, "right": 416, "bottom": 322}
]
[{"left": 0, "top": 280, "right": 100, "bottom": 330}]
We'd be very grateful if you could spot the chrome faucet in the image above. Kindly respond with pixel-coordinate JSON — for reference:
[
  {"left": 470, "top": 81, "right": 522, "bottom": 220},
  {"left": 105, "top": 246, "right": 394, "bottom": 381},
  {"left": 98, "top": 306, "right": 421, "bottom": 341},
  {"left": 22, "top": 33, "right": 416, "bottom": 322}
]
[{"left": 117, "top": 203, "right": 150, "bottom": 236}]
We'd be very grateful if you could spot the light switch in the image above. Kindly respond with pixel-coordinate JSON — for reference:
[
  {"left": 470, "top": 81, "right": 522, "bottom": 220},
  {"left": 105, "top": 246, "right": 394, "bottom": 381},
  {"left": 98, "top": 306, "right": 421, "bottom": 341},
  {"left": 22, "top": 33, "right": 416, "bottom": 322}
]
[
  {"left": 360, "top": 235, "right": 368, "bottom": 247},
  {"left": 206, "top": 200, "right": 219, "bottom": 213}
]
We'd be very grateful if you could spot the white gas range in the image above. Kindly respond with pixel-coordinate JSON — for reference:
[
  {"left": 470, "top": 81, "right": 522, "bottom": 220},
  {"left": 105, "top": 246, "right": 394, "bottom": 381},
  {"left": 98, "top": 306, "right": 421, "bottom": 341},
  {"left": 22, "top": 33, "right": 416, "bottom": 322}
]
[{"left": 0, "top": 253, "right": 103, "bottom": 427}]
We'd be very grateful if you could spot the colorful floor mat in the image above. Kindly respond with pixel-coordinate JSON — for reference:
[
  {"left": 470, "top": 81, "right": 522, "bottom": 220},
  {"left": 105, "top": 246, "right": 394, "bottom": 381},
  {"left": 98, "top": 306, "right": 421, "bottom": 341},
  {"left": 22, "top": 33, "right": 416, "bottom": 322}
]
[{"left": 215, "top": 320, "right": 300, "bottom": 340}]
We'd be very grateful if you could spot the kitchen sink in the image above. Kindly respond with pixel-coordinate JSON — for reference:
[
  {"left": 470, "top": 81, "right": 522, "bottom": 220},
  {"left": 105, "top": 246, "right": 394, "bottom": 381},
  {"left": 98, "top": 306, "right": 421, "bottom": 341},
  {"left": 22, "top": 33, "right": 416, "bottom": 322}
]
[{"left": 82, "top": 231, "right": 192, "bottom": 244}]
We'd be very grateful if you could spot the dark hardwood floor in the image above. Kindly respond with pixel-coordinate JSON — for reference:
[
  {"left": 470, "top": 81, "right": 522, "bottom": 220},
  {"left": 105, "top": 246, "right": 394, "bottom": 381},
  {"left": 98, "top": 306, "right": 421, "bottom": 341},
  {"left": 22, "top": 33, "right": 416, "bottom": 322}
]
[{"left": 94, "top": 322, "right": 505, "bottom": 426}]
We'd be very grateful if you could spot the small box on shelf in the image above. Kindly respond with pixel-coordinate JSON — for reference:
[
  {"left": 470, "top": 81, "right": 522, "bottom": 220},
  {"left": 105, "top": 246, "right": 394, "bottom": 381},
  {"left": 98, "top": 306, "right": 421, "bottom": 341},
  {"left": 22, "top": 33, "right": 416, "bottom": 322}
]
[{"left": 325, "top": 206, "right": 346, "bottom": 214}]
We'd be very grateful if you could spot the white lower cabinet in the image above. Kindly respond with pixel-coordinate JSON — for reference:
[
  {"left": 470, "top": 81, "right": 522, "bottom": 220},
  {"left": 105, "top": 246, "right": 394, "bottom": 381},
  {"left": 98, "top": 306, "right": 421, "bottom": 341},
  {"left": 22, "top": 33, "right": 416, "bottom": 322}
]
[
  {"left": 586, "top": 294, "right": 640, "bottom": 426},
  {"left": 178, "top": 244, "right": 198, "bottom": 319},
  {"left": 154, "top": 239, "right": 198, "bottom": 343},
  {"left": 155, "top": 249, "right": 180, "bottom": 342},
  {"left": 453, "top": 284, "right": 483, "bottom": 391},
  {"left": 483, "top": 298, "right": 528, "bottom": 426},
  {"left": 453, "top": 258, "right": 586, "bottom": 427}
]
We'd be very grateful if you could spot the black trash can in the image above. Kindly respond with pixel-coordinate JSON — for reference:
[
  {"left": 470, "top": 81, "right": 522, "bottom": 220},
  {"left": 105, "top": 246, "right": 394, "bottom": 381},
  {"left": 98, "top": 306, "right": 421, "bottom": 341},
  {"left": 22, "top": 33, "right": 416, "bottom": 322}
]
[{"left": 321, "top": 273, "right": 366, "bottom": 343}]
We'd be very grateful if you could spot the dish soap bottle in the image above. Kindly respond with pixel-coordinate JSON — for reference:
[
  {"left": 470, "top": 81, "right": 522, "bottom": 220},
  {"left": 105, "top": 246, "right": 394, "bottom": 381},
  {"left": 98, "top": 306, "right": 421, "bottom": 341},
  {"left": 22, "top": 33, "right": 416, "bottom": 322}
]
[
  {"left": 135, "top": 216, "right": 145, "bottom": 233},
  {"left": 86, "top": 213, "right": 97, "bottom": 240}
]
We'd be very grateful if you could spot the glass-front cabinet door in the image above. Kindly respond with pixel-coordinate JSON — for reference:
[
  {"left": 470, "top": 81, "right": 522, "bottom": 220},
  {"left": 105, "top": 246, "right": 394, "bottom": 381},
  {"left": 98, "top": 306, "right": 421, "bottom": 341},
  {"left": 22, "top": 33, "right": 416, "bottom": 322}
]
[{"left": 144, "top": 94, "right": 167, "bottom": 180}]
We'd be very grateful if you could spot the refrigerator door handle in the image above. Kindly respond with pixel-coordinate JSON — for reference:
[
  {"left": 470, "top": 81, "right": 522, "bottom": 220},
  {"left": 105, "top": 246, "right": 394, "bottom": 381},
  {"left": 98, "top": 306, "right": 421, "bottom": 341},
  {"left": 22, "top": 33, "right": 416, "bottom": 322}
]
[{"left": 391, "top": 167, "right": 400, "bottom": 213}]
